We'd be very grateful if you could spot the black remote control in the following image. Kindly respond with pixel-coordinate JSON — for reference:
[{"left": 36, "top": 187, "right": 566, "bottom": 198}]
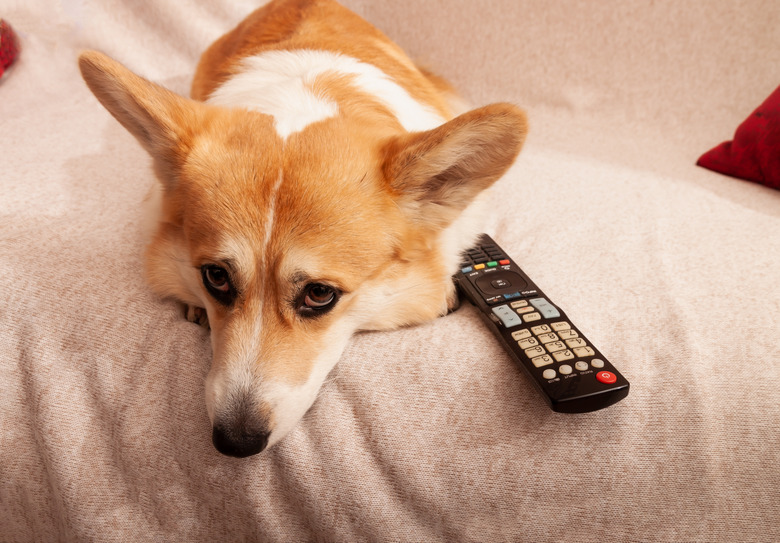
[{"left": 453, "top": 234, "right": 629, "bottom": 413}]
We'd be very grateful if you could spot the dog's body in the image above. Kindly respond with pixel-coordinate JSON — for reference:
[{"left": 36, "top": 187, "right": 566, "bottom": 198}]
[{"left": 79, "top": 0, "right": 527, "bottom": 456}]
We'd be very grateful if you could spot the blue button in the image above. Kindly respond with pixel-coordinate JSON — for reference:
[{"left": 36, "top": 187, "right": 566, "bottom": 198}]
[
  {"left": 530, "top": 297, "right": 560, "bottom": 318},
  {"left": 503, "top": 292, "right": 521, "bottom": 300},
  {"left": 491, "top": 304, "right": 523, "bottom": 328},
  {"left": 461, "top": 266, "right": 473, "bottom": 273}
]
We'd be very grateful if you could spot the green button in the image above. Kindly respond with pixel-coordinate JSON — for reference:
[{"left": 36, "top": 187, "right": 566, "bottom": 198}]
[{"left": 487, "top": 261, "right": 498, "bottom": 267}]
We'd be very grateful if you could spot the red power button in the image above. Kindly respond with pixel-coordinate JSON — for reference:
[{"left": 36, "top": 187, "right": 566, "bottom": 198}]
[{"left": 596, "top": 371, "right": 617, "bottom": 384}]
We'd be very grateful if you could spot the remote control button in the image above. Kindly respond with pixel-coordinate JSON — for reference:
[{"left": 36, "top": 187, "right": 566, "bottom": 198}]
[
  {"left": 461, "top": 266, "right": 473, "bottom": 273},
  {"left": 575, "top": 361, "right": 589, "bottom": 371},
  {"left": 475, "top": 271, "right": 527, "bottom": 296},
  {"left": 552, "top": 349, "right": 574, "bottom": 362},
  {"left": 596, "top": 371, "right": 617, "bottom": 384},
  {"left": 531, "top": 324, "right": 552, "bottom": 335},
  {"left": 523, "top": 312, "right": 541, "bottom": 322},
  {"left": 511, "top": 329, "right": 531, "bottom": 340},
  {"left": 559, "top": 364, "right": 573, "bottom": 375},
  {"left": 510, "top": 300, "right": 529, "bottom": 308},
  {"left": 557, "top": 329, "right": 579, "bottom": 340},
  {"left": 524, "top": 345, "right": 546, "bottom": 358},
  {"left": 551, "top": 321, "right": 571, "bottom": 331},
  {"left": 487, "top": 261, "right": 498, "bottom": 268},
  {"left": 542, "top": 369, "right": 556, "bottom": 379},
  {"left": 536, "top": 332, "right": 559, "bottom": 344},
  {"left": 591, "top": 359, "right": 605, "bottom": 368},
  {"left": 573, "top": 346, "right": 595, "bottom": 357},
  {"left": 545, "top": 341, "right": 566, "bottom": 353},
  {"left": 485, "top": 295, "right": 504, "bottom": 304},
  {"left": 565, "top": 338, "right": 587, "bottom": 349},
  {"left": 515, "top": 306, "right": 535, "bottom": 314},
  {"left": 529, "top": 297, "right": 561, "bottom": 319},
  {"left": 491, "top": 305, "right": 522, "bottom": 328},
  {"left": 511, "top": 329, "right": 531, "bottom": 341},
  {"left": 499, "top": 259, "right": 510, "bottom": 265},
  {"left": 518, "top": 337, "right": 539, "bottom": 349},
  {"left": 532, "top": 354, "right": 554, "bottom": 367},
  {"left": 503, "top": 292, "right": 522, "bottom": 300}
]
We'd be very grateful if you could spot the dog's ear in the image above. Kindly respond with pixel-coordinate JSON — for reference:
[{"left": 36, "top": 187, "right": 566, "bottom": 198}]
[
  {"left": 383, "top": 103, "right": 527, "bottom": 229},
  {"left": 78, "top": 50, "right": 203, "bottom": 189}
]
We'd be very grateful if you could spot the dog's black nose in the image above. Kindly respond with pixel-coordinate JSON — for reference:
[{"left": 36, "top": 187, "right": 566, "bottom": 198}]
[{"left": 212, "top": 424, "right": 270, "bottom": 457}]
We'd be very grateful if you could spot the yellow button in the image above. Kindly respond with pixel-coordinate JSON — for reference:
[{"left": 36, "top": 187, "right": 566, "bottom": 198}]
[{"left": 474, "top": 263, "right": 486, "bottom": 270}]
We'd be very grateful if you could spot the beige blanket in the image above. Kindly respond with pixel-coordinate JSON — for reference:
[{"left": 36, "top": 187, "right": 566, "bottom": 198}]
[{"left": 2, "top": 0, "right": 779, "bottom": 540}]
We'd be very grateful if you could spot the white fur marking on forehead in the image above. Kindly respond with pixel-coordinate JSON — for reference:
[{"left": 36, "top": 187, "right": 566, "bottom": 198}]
[
  {"left": 262, "top": 169, "right": 284, "bottom": 269},
  {"left": 207, "top": 49, "right": 445, "bottom": 138}
]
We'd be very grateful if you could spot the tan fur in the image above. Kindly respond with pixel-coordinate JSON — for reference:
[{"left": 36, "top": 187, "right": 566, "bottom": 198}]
[{"left": 79, "top": 0, "right": 527, "bottom": 455}]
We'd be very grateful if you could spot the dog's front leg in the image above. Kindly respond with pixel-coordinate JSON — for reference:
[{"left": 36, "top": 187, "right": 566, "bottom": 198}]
[{"left": 446, "top": 285, "right": 461, "bottom": 315}]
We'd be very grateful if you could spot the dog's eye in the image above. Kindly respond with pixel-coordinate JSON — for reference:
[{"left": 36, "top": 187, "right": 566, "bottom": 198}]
[
  {"left": 204, "top": 266, "right": 230, "bottom": 292},
  {"left": 299, "top": 283, "right": 339, "bottom": 316},
  {"left": 200, "top": 264, "right": 235, "bottom": 305}
]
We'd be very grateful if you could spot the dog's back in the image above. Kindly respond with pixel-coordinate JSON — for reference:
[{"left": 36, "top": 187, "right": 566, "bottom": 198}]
[{"left": 192, "top": 0, "right": 456, "bottom": 121}]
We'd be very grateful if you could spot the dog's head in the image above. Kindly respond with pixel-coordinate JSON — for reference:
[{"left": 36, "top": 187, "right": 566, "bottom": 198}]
[{"left": 79, "top": 51, "right": 526, "bottom": 456}]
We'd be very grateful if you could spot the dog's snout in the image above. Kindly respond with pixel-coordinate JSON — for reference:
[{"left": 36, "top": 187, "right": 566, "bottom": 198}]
[{"left": 212, "top": 423, "right": 270, "bottom": 457}]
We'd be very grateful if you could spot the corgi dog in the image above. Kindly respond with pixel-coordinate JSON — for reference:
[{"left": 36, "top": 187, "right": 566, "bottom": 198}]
[{"left": 79, "top": 0, "right": 527, "bottom": 457}]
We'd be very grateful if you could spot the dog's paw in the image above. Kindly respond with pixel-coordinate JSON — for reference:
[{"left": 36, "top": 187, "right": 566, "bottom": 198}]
[{"left": 181, "top": 303, "right": 209, "bottom": 329}]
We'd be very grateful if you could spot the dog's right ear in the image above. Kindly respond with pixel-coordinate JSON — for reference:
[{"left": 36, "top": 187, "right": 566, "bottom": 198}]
[{"left": 78, "top": 50, "right": 203, "bottom": 189}]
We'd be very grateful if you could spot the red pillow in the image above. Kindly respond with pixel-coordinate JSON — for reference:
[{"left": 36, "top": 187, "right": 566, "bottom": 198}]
[{"left": 697, "top": 85, "right": 780, "bottom": 190}]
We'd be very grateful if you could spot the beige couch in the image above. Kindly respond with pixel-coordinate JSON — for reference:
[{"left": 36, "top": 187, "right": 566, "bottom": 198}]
[{"left": 2, "top": 0, "right": 779, "bottom": 540}]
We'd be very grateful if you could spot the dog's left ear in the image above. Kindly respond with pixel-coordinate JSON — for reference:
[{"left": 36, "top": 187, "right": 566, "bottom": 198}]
[{"left": 383, "top": 103, "right": 527, "bottom": 229}]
